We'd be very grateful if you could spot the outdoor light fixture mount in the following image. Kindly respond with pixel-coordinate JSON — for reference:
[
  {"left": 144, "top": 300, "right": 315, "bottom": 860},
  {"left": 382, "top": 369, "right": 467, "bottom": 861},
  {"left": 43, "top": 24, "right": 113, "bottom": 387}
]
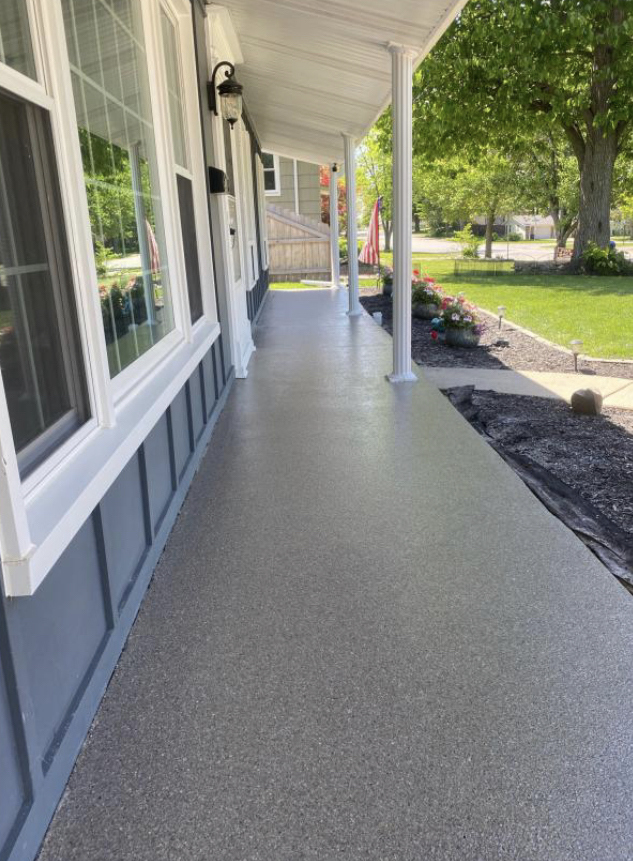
[{"left": 208, "top": 61, "right": 243, "bottom": 127}]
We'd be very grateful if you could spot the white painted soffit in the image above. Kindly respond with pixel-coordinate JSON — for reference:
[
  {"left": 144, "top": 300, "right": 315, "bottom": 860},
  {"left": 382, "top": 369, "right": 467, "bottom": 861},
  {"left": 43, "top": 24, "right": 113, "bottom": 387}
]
[{"left": 206, "top": 0, "right": 468, "bottom": 165}]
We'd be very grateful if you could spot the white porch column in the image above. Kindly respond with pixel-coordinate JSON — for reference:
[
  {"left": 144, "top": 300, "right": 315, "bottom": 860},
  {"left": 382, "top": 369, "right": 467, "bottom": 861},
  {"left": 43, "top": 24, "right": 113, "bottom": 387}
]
[
  {"left": 388, "top": 44, "right": 417, "bottom": 382},
  {"left": 329, "top": 164, "right": 341, "bottom": 287},
  {"left": 343, "top": 134, "right": 361, "bottom": 316}
]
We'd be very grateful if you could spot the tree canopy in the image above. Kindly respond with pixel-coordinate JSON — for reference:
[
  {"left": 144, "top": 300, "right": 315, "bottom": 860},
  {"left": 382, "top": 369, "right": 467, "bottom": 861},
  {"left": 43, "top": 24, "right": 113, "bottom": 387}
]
[{"left": 410, "top": 0, "right": 633, "bottom": 257}]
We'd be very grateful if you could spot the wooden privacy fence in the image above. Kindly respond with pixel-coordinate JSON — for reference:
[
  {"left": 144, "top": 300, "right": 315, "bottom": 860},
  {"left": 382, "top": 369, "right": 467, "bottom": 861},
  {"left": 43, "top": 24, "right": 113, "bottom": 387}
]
[{"left": 266, "top": 204, "right": 331, "bottom": 282}]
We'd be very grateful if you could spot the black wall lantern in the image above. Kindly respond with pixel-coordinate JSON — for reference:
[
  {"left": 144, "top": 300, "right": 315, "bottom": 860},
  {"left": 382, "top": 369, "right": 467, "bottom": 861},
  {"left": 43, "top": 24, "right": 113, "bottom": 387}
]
[{"left": 208, "top": 61, "right": 243, "bottom": 128}]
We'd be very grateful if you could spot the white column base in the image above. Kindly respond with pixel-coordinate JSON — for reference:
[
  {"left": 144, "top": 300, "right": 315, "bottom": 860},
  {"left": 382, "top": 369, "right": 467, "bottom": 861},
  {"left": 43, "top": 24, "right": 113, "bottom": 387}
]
[
  {"left": 387, "top": 371, "right": 418, "bottom": 384},
  {"left": 347, "top": 308, "right": 363, "bottom": 317}
]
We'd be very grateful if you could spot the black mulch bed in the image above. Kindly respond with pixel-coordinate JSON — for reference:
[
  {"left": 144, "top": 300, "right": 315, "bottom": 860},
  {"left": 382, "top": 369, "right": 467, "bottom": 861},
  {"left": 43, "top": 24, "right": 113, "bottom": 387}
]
[
  {"left": 359, "top": 291, "right": 633, "bottom": 379},
  {"left": 359, "top": 290, "right": 633, "bottom": 586},
  {"left": 447, "top": 389, "right": 633, "bottom": 589},
  {"left": 462, "top": 391, "right": 633, "bottom": 536}
]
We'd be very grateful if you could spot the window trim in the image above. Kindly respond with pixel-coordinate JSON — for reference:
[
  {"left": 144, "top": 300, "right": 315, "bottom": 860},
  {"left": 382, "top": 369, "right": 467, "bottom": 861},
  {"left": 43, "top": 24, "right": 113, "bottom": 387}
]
[
  {"left": 155, "top": 0, "right": 218, "bottom": 329},
  {"left": 262, "top": 151, "right": 280, "bottom": 196},
  {"left": 0, "top": 0, "right": 224, "bottom": 596}
]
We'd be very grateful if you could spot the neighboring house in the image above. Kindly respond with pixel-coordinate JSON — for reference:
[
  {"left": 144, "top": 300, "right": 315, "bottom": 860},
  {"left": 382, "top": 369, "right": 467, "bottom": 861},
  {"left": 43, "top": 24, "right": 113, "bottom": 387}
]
[
  {"left": 473, "top": 214, "right": 556, "bottom": 239},
  {"left": 262, "top": 152, "right": 330, "bottom": 281},
  {"left": 262, "top": 153, "right": 322, "bottom": 221},
  {"left": 505, "top": 214, "right": 556, "bottom": 240}
]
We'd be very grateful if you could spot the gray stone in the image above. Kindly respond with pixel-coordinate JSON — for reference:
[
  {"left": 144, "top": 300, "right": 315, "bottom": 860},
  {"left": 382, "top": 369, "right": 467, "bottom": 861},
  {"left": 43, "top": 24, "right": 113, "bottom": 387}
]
[{"left": 571, "top": 387, "right": 603, "bottom": 415}]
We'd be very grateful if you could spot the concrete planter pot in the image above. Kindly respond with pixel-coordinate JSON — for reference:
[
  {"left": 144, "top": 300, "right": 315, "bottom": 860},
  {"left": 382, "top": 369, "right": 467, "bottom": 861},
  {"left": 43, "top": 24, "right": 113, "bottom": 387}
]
[
  {"left": 382, "top": 281, "right": 393, "bottom": 297},
  {"left": 445, "top": 327, "right": 481, "bottom": 348},
  {"left": 412, "top": 302, "right": 439, "bottom": 320}
]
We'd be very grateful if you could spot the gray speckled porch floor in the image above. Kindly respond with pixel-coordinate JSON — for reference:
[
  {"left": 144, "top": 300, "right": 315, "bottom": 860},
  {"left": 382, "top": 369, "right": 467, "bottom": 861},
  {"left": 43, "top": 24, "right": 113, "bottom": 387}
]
[{"left": 39, "top": 289, "right": 633, "bottom": 861}]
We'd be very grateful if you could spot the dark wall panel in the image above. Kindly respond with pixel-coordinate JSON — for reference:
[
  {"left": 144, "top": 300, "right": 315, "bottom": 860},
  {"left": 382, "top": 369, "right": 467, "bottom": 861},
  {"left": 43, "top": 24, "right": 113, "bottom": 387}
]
[
  {"left": 201, "top": 350, "right": 217, "bottom": 419},
  {"left": 1, "top": 338, "right": 230, "bottom": 861},
  {"left": 13, "top": 518, "right": 107, "bottom": 758},
  {"left": 189, "top": 366, "right": 205, "bottom": 443},
  {"left": 144, "top": 414, "right": 174, "bottom": 534},
  {"left": 171, "top": 387, "right": 192, "bottom": 482},
  {"left": 0, "top": 659, "right": 24, "bottom": 852},
  {"left": 101, "top": 453, "right": 149, "bottom": 608}
]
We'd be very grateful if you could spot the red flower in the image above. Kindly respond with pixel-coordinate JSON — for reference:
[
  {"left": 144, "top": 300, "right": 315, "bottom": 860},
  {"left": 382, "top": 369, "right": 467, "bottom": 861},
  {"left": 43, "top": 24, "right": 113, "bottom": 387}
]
[
  {"left": 431, "top": 331, "right": 438, "bottom": 341},
  {"left": 413, "top": 269, "right": 420, "bottom": 277},
  {"left": 423, "top": 276, "right": 435, "bottom": 283}
]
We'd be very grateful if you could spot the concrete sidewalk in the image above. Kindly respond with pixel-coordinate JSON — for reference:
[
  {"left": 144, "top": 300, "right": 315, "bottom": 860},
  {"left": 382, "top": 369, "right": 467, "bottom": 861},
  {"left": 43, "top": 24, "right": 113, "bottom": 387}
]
[
  {"left": 421, "top": 365, "right": 633, "bottom": 408},
  {"left": 38, "top": 290, "right": 633, "bottom": 861}
]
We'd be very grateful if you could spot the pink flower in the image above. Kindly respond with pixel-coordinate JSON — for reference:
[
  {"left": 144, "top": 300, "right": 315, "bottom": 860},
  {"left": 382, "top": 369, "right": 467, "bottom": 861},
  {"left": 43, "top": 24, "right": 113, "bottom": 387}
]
[{"left": 431, "top": 330, "right": 438, "bottom": 340}]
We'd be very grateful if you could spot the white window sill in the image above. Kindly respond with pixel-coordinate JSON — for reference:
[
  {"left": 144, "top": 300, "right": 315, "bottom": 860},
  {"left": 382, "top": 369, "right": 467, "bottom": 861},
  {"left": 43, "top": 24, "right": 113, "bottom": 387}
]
[{"left": 4, "top": 320, "right": 220, "bottom": 597}]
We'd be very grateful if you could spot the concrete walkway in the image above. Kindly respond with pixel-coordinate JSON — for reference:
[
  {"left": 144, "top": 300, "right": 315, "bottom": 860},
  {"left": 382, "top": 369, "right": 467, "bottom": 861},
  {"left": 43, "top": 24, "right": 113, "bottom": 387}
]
[
  {"left": 422, "top": 365, "right": 633, "bottom": 408},
  {"left": 39, "top": 290, "right": 633, "bottom": 861}
]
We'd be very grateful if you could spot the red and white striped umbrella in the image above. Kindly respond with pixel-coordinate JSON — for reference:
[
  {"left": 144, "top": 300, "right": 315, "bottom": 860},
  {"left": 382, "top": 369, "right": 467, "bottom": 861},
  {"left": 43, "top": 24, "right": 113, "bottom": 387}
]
[{"left": 359, "top": 198, "right": 381, "bottom": 266}]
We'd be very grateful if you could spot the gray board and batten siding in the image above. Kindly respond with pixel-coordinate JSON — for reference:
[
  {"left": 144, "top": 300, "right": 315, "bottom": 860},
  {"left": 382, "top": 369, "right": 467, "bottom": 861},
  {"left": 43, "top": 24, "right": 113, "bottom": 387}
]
[{"left": 0, "top": 2, "right": 268, "bottom": 861}]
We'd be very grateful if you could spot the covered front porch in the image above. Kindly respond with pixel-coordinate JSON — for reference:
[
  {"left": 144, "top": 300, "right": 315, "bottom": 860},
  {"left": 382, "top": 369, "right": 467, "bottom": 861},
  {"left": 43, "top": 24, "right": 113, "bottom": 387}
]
[{"left": 39, "top": 289, "right": 633, "bottom": 860}]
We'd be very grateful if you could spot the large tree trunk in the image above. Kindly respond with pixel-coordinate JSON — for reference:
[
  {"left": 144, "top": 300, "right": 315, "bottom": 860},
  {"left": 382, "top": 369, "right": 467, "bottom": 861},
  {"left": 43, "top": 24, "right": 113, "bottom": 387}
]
[
  {"left": 484, "top": 211, "right": 495, "bottom": 258},
  {"left": 573, "top": 129, "right": 617, "bottom": 259}
]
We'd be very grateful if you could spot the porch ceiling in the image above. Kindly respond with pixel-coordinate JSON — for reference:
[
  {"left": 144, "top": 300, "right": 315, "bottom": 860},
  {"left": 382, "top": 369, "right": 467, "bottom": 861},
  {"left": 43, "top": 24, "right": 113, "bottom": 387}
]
[{"left": 207, "top": 0, "right": 467, "bottom": 164}]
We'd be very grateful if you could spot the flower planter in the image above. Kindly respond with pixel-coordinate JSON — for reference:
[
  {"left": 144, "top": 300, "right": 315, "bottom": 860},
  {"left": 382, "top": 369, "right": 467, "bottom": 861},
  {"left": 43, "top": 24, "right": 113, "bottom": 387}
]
[
  {"left": 445, "top": 328, "right": 481, "bottom": 348},
  {"left": 382, "top": 281, "right": 393, "bottom": 298},
  {"left": 412, "top": 302, "right": 439, "bottom": 320}
]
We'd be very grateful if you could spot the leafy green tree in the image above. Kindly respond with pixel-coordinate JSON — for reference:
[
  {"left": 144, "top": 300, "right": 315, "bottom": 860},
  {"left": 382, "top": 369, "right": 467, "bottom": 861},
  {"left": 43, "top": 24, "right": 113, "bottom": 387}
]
[
  {"left": 412, "top": 0, "right": 633, "bottom": 259},
  {"left": 512, "top": 132, "right": 579, "bottom": 247},
  {"left": 357, "top": 130, "right": 393, "bottom": 250}
]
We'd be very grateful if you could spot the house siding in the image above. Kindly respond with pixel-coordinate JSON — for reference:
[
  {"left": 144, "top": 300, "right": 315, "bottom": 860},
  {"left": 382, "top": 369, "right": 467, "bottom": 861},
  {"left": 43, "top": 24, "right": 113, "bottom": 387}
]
[
  {"left": 0, "top": 338, "right": 233, "bottom": 861},
  {"left": 269, "top": 157, "right": 322, "bottom": 222},
  {"left": 0, "top": 0, "right": 272, "bottom": 858}
]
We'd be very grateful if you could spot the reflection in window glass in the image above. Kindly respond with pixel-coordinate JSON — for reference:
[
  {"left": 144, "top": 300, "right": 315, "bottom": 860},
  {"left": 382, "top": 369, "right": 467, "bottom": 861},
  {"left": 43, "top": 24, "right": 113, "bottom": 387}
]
[
  {"left": 160, "top": 9, "right": 187, "bottom": 171},
  {"left": 0, "top": 0, "right": 36, "bottom": 78},
  {"left": 62, "top": 0, "right": 174, "bottom": 377},
  {"left": 0, "top": 93, "right": 89, "bottom": 476}
]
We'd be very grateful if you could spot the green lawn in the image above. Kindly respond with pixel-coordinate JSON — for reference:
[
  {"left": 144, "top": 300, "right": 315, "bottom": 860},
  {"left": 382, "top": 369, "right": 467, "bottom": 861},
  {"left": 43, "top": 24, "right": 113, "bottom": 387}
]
[{"left": 416, "top": 259, "right": 633, "bottom": 359}]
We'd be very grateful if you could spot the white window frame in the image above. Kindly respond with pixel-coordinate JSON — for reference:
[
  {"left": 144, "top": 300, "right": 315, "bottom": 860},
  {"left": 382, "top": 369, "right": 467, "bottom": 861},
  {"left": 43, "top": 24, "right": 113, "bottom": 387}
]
[
  {"left": 262, "top": 151, "right": 280, "bottom": 196},
  {"left": 155, "top": 0, "right": 218, "bottom": 332},
  {"left": 0, "top": 0, "right": 221, "bottom": 596}
]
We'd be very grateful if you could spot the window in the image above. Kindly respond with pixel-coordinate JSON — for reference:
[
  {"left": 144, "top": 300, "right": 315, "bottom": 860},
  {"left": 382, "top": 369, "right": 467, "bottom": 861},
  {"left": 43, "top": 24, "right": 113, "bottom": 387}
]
[
  {"left": 160, "top": 6, "right": 203, "bottom": 323},
  {"left": 0, "top": 91, "right": 89, "bottom": 476},
  {"left": 0, "top": 0, "right": 36, "bottom": 79},
  {"left": 262, "top": 151, "right": 279, "bottom": 195},
  {"left": 160, "top": 8, "right": 187, "bottom": 171},
  {"left": 62, "top": 0, "right": 175, "bottom": 377}
]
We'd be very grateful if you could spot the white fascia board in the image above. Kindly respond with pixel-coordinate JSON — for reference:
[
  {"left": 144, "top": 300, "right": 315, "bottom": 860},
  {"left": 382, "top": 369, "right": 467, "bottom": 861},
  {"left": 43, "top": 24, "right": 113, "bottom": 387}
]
[{"left": 207, "top": 4, "right": 244, "bottom": 65}]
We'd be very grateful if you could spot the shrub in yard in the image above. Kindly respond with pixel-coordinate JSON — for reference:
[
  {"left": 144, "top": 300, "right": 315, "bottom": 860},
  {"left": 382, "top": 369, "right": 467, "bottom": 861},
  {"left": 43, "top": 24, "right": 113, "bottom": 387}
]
[
  {"left": 581, "top": 242, "right": 632, "bottom": 276},
  {"left": 453, "top": 223, "right": 482, "bottom": 258},
  {"left": 507, "top": 231, "right": 522, "bottom": 241}
]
